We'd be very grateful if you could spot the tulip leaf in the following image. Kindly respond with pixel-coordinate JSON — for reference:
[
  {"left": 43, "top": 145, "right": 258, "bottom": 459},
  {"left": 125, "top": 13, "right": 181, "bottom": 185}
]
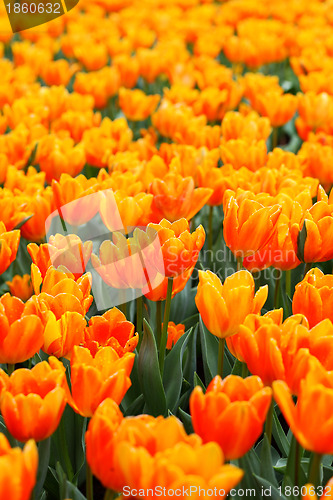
[
  {"left": 35, "top": 437, "right": 51, "bottom": 499},
  {"left": 199, "top": 318, "right": 218, "bottom": 385},
  {"left": 182, "top": 324, "right": 198, "bottom": 386},
  {"left": 238, "top": 449, "right": 261, "bottom": 494},
  {"left": 123, "top": 394, "right": 145, "bottom": 417},
  {"left": 258, "top": 435, "right": 279, "bottom": 487},
  {"left": 138, "top": 319, "right": 166, "bottom": 417},
  {"left": 253, "top": 474, "right": 287, "bottom": 500},
  {"left": 178, "top": 408, "right": 193, "bottom": 434},
  {"left": 56, "top": 462, "right": 86, "bottom": 500},
  {"left": 170, "top": 281, "right": 198, "bottom": 325},
  {"left": 13, "top": 214, "right": 34, "bottom": 230},
  {"left": 231, "top": 359, "right": 244, "bottom": 376},
  {"left": 163, "top": 328, "right": 192, "bottom": 413},
  {"left": 272, "top": 410, "right": 291, "bottom": 456},
  {"left": 296, "top": 221, "right": 307, "bottom": 262},
  {"left": 193, "top": 372, "right": 206, "bottom": 392},
  {"left": 281, "top": 435, "right": 306, "bottom": 494}
]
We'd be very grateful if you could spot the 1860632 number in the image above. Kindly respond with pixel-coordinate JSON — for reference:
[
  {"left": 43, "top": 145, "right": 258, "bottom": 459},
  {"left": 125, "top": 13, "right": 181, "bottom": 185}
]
[{"left": 6, "top": 2, "right": 61, "bottom": 13}]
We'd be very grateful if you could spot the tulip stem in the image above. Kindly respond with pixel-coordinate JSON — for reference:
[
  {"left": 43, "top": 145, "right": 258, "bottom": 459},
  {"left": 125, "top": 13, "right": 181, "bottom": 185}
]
[
  {"left": 86, "top": 462, "right": 93, "bottom": 500},
  {"left": 58, "top": 418, "right": 74, "bottom": 482},
  {"left": 285, "top": 270, "right": 291, "bottom": 297},
  {"left": 156, "top": 300, "right": 162, "bottom": 346},
  {"left": 208, "top": 206, "right": 214, "bottom": 253},
  {"left": 265, "top": 400, "right": 274, "bottom": 444},
  {"left": 217, "top": 338, "right": 226, "bottom": 378},
  {"left": 242, "top": 362, "right": 248, "bottom": 378},
  {"left": 104, "top": 489, "right": 116, "bottom": 500},
  {"left": 303, "top": 262, "right": 312, "bottom": 279},
  {"left": 7, "top": 363, "right": 15, "bottom": 375},
  {"left": 295, "top": 440, "right": 301, "bottom": 488},
  {"left": 136, "top": 295, "right": 143, "bottom": 349},
  {"left": 237, "top": 257, "right": 243, "bottom": 271},
  {"left": 272, "top": 127, "right": 278, "bottom": 149},
  {"left": 308, "top": 453, "right": 322, "bottom": 487},
  {"left": 159, "top": 277, "right": 173, "bottom": 375},
  {"left": 274, "top": 273, "right": 282, "bottom": 308}
]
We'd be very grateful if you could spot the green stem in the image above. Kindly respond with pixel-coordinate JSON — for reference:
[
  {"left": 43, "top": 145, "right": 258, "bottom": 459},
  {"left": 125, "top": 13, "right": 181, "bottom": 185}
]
[
  {"left": 208, "top": 206, "right": 214, "bottom": 252},
  {"left": 136, "top": 295, "right": 143, "bottom": 350},
  {"left": 295, "top": 440, "right": 301, "bottom": 488},
  {"left": 303, "top": 262, "right": 312, "bottom": 279},
  {"left": 265, "top": 400, "right": 274, "bottom": 445},
  {"left": 104, "top": 489, "right": 115, "bottom": 500},
  {"left": 285, "top": 269, "right": 291, "bottom": 297},
  {"left": 237, "top": 256, "right": 243, "bottom": 271},
  {"left": 86, "top": 462, "right": 93, "bottom": 500},
  {"left": 159, "top": 278, "right": 173, "bottom": 375},
  {"left": 119, "top": 300, "right": 127, "bottom": 316},
  {"left": 308, "top": 453, "right": 322, "bottom": 487},
  {"left": 217, "top": 338, "right": 226, "bottom": 378},
  {"left": 274, "top": 272, "right": 282, "bottom": 308},
  {"left": 272, "top": 127, "right": 279, "bottom": 149},
  {"left": 241, "top": 362, "right": 248, "bottom": 378},
  {"left": 7, "top": 363, "right": 15, "bottom": 375},
  {"left": 58, "top": 418, "right": 74, "bottom": 482},
  {"left": 156, "top": 300, "right": 162, "bottom": 346}
]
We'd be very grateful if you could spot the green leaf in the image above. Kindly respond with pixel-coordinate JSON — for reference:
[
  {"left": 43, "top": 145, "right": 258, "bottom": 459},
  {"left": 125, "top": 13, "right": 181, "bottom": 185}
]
[
  {"left": 296, "top": 221, "right": 307, "bottom": 262},
  {"left": 178, "top": 408, "right": 193, "bottom": 434},
  {"left": 56, "top": 463, "right": 86, "bottom": 500},
  {"left": 14, "top": 214, "right": 34, "bottom": 230},
  {"left": 281, "top": 435, "right": 306, "bottom": 495},
  {"left": 273, "top": 410, "right": 290, "bottom": 456},
  {"left": 253, "top": 474, "right": 287, "bottom": 500},
  {"left": 238, "top": 449, "right": 261, "bottom": 493},
  {"left": 138, "top": 319, "right": 166, "bottom": 416},
  {"left": 199, "top": 318, "right": 218, "bottom": 385},
  {"left": 193, "top": 372, "right": 206, "bottom": 392},
  {"left": 182, "top": 324, "right": 198, "bottom": 385},
  {"left": 35, "top": 437, "right": 51, "bottom": 499},
  {"left": 123, "top": 394, "right": 145, "bottom": 417},
  {"left": 163, "top": 328, "right": 192, "bottom": 413},
  {"left": 258, "top": 435, "right": 279, "bottom": 487},
  {"left": 231, "top": 359, "right": 244, "bottom": 376}
]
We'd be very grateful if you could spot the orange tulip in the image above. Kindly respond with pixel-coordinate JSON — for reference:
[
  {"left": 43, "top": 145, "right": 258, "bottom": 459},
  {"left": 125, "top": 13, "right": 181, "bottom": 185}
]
[
  {"left": 234, "top": 314, "right": 333, "bottom": 394},
  {"left": 0, "top": 293, "right": 44, "bottom": 364},
  {"left": 28, "top": 234, "right": 93, "bottom": 279},
  {"left": 0, "top": 222, "right": 20, "bottom": 276},
  {"left": 148, "top": 219, "right": 205, "bottom": 278},
  {"left": 190, "top": 375, "right": 272, "bottom": 460},
  {"left": 118, "top": 87, "right": 160, "bottom": 121},
  {"left": 0, "top": 361, "right": 66, "bottom": 442},
  {"left": 221, "top": 111, "right": 271, "bottom": 143},
  {"left": 50, "top": 346, "right": 134, "bottom": 417},
  {"left": 51, "top": 174, "right": 100, "bottom": 226},
  {"left": 273, "top": 366, "right": 333, "bottom": 454},
  {"left": 86, "top": 398, "right": 243, "bottom": 495},
  {"left": 6, "top": 275, "right": 33, "bottom": 302},
  {"left": 223, "top": 189, "right": 281, "bottom": 258},
  {"left": 42, "top": 310, "right": 87, "bottom": 359},
  {"left": 83, "top": 308, "right": 138, "bottom": 357},
  {"left": 149, "top": 172, "right": 213, "bottom": 222},
  {"left": 31, "top": 265, "right": 93, "bottom": 319},
  {"left": 165, "top": 322, "right": 186, "bottom": 349},
  {"left": 0, "top": 435, "right": 38, "bottom": 500},
  {"left": 220, "top": 139, "right": 267, "bottom": 172},
  {"left": 195, "top": 270, "right": 268, "bottom": 339},
  {"left": 251, "top": 91, "right": 298, "bottom": 128},
  {"left": 293, "top": 268, "right": 333, "bottom": 327},
  {"left": 302, "top": 478, "right": 333, "bottom": 500},
  {"left": 290, "top": 189, "right": 333, "bottom": 263}
]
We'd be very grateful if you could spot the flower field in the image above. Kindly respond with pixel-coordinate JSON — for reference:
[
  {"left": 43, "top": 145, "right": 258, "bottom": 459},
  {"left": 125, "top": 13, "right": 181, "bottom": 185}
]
[{"left": 1, "top": 0, "right": 333, "bottom": 498}]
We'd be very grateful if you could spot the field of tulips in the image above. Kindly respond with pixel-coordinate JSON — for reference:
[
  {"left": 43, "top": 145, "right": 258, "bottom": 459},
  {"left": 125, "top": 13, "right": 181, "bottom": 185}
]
[{"left": 2, "top": 0, "right": 333, "bottom": 498}]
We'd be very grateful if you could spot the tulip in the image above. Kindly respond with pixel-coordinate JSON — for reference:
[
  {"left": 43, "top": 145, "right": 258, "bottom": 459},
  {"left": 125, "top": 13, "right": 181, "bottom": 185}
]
[
  {"left": 0, "top": 293, "right": 44, "bottom": 365},
  {"left": 86, "top": 398, "right": 243, "bottom": 495},
  {"left": 293, "top": 268, "right": 333, "bottom": 327},
  {"left": 302, "top": 478, "right": 333, "bottom": 500},
  {"left": 150, "top": 172, "right": 213, "bottom": 222},
  {"left": 165, "top": 322, "right": 185, "bottom": 349},
  {"left": 50, "top": 346, "right": 134, "bottom": 417},
  {"left": 223, "top": 189, "right": 281, "bottom": 259},
  {"left": 273, "top": 365, "right": 333, "bottom": 454},
  {"left": 118, "top": 87, "right": 160, "bottom": 121},
  {"left": 0, "top": 222, "right": 20, "bottom": 276},
  {"left": 0, "top": 435, "right": 38, "bottom": 500},
  {"left": 28, "top": 234, "right": 93, "bottom": 279},
  {"left": 0, "top": 361, "right": 66, "bottom": 442},
  {"left": 190, "top": 375, "right": 272, "bottom": 460},
  {"left": 195, "top": 270, "right": 268, "bottom": 339},
  {"left": 5, "top": 275, "right": 33, "bottom": 302},
  {"left": 83, "top": 308, "right": 138, "bottom": 357},
  {"left": 220, "top": 139, "right": 267, "bottom": 172}
]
